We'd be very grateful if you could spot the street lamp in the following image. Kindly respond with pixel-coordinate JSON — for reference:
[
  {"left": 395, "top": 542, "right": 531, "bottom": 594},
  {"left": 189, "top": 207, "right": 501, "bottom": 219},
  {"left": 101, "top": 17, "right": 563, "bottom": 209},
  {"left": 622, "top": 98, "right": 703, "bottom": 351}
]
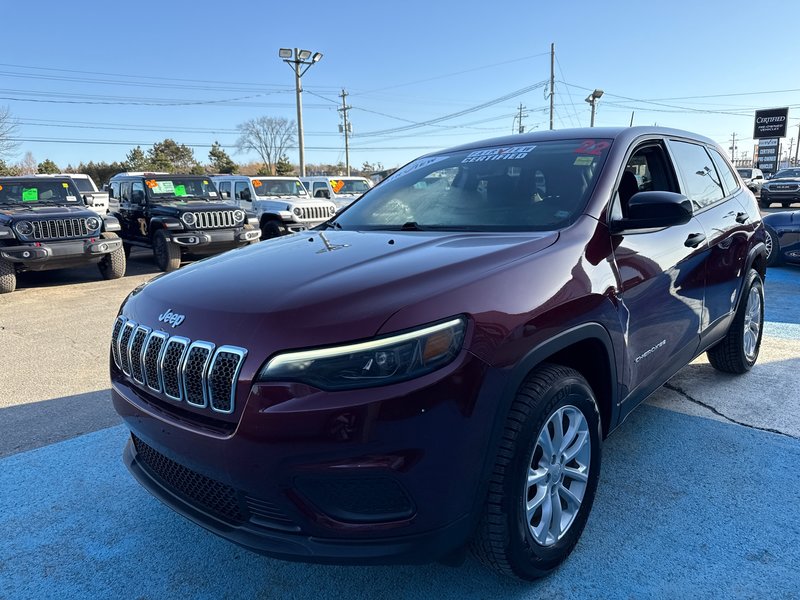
[
  {"left": 584, "top": 89, "right": 604, "bottom": 127},
  {"left": 279, "top": 48, "right": 323, "bottom": 177}
]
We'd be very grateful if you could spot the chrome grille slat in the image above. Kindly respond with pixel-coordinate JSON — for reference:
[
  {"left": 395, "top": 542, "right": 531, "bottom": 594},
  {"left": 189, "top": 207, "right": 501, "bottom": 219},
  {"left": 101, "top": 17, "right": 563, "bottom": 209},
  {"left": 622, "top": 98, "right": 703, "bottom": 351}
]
[
  {"left": 27, "top": 218, "right": 90, "bottom": 241},
  {"left": 190, "top": 210, "right": 237, "bottom": 230},
  {"left": 129, "top": 326, "right": 151, "bottom": 385},
  {"left": 160, "top": 337, "right": 190, "bottom": 401},
  {"left": 111, "top": 318, "right": 246, "bottom": 415}
]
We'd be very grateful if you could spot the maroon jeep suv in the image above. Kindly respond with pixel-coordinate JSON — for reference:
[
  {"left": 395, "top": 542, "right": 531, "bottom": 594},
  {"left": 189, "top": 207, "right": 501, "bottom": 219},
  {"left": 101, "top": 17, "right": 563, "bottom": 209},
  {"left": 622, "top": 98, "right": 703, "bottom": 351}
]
[{"left": 110, "top": 127, "right": 767, "bottom": 580}]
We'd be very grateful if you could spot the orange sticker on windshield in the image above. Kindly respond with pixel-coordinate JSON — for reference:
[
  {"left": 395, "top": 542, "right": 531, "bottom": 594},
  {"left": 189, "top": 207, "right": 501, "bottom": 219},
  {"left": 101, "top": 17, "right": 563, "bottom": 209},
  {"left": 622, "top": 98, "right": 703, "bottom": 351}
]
[
  {"left": 145, "top": 179, "right": 158, "bottom": 188},
  {"left": 252, "top": 179, "right": 262, "bottom": 187},
  {"left": 330, "top": 180, "right": 344, "bottom": 193}
]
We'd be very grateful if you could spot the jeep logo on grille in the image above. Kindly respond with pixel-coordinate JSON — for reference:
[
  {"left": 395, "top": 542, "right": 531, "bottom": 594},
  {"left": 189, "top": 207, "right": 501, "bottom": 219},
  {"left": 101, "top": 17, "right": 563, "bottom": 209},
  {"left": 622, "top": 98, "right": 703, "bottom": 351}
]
[{"left": 158, "top": 309, "right": 186, "bottom": 328}]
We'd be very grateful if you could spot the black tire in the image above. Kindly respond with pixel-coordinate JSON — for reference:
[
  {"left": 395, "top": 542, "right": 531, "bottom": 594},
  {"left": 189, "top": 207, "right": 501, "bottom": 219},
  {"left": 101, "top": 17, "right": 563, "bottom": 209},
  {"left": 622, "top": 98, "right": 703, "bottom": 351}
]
[
  {"left": 471, "top": 363, "right": 602, "bottom": 580},
  {"left": 0, "top": 258, "right": 16, "bottom": 294},
  {"left": 123, "top": 243, "right": 132, "bottom": 259},
  {"left": 153, "top": 229, "right": 181, "bottom": 272},
  {"left": 706, "top": 269, "right": 764, "bottom": 374},
  {"left": 98, "top": 232, "right": 126, "bottom": 280},
  {"left": 782, "top": 202, "right": 790, "bottom": 209},
  {"left": 759, "top": 198, "right": 771, "bottom": 209},
  {"left": 765, "top": 225, "right": 782, "bottom": 267},
  {"left": 260, "top": 219, "right": 284, "bottom": 240}
]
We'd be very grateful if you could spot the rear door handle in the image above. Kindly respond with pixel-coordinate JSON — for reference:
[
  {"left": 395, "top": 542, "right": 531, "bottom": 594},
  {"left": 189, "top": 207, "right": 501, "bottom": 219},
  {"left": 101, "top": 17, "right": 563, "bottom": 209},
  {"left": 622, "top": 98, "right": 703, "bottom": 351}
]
[
  {"left": 735, "top": 212, "right": 749, "bottom": 224},
  {"left": 684, "top": 233, "right": 706, "bottom": 248}
]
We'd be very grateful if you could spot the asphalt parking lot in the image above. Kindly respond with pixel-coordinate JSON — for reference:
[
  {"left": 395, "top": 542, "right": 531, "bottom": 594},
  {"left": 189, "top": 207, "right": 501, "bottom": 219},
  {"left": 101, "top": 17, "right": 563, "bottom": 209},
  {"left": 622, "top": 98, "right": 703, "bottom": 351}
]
[{"left": 1, "top": 247, "right": 799, "bottom": 598}]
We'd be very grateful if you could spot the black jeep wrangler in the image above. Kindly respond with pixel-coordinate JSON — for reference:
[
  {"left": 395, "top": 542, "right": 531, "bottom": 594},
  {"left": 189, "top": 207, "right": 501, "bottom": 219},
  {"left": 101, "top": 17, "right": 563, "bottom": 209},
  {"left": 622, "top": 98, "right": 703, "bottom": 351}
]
[
  {"left": 0, "top": 176, "right": 126, "bottom": 294},
  {"left": 108, "top": 173, "right": 260, "bottom": 272}
]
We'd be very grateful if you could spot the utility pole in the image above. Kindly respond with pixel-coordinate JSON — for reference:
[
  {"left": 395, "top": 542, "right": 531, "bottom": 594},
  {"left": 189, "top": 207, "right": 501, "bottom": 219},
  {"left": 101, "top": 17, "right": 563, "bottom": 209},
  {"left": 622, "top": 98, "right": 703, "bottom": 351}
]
[
  {"left": 549, "top": 43, "right": 555, "bottom": 130},
  {"left": 338, "top": 89, "right": 352, "bottom": 176},
  {"left": 512, "top": 103, "right": 527, "bottom": 134},
  {"left": 729, "top": 132, "right": 738, "bottom": 161},
  {"left": 278, "top": 48, "right": 323, "bottom": 177},
  {"left": 795, "top": 121, "right": 800, "bottom": 165},
  {"left": 788, "top": 138, "right": 795, "bottom": 167}
]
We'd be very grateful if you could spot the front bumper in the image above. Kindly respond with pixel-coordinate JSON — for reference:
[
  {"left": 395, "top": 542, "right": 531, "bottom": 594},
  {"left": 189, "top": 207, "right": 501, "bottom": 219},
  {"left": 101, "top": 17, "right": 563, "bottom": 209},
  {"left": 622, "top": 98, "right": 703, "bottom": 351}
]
[
  {"left": 166, "top": 228, "right": 260, "bottom": 248},
  {"left": 761, "top": 189, "right": 800, "bottom": 205},
  {"left": 111, "top": 350, "right": 498, "bottom": 564},
  {"left": 0, "top": 237, "right": 122, "bottom": 265}
]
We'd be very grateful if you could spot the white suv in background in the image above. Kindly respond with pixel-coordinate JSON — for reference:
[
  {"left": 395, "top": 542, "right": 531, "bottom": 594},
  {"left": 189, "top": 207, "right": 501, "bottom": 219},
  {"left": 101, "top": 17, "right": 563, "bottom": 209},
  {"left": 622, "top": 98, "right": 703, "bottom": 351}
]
[
  {"left": 736, "top": 167, "right": 765, "bottom": 194},
  {"left": 212, "top": 175, "right": 336, "bottom": 239},
  {"left": 299, "top": 176, "right": 372, "bottom": 211}
]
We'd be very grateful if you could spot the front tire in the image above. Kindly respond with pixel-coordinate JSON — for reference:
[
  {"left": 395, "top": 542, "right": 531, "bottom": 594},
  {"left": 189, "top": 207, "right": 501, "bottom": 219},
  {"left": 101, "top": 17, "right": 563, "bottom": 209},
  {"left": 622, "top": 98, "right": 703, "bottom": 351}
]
[
  {"left": 471, "top": 364, "right": 602, "bottom": 580},
  {"left": 260, "top": 219, "right": 284, "bottom": 240},
  {"left": 0, "top": 258, "right": 16, "bottom": 294},
  {"left": 765, "top": 225, "right": 782, "bottom": 267},
  {"left": 707, "top": 269, "right": 764, "bottom": 373},
  {"left": 153, "top": 230, "right": 181, "bottom": 272},
  {"left": 98, "top": 232, "right": 126, "bottom": 280}
]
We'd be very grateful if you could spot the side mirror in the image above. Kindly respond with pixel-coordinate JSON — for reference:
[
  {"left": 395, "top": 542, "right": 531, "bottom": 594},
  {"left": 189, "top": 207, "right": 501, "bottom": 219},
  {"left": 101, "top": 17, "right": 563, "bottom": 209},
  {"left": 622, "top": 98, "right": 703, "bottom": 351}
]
[
  {"left": 83, "top": 194, "right": 94, "bottom": 206},
  {"left": 221, "top": 190, "right": 230, "bottom": 199},
  {"left": 610, "top": 191, "right": 693, "bottom": 233},
  {"left": 240, "top": 190, "right": 251, "bottom": 201},
  {"left": 315, "top": 189, "right": 330, "bottom": 199}
]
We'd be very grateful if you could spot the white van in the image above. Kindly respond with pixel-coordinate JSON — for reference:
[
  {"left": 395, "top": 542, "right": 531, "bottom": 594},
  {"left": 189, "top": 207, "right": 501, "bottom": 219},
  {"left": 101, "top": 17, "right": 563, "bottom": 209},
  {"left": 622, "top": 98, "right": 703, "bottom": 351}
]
[
  {"left": 211, "top": 175, "right": 336, "bottom": 239},
  {"left": 299, "top": 176, "right": 372, "bottom": 211}
]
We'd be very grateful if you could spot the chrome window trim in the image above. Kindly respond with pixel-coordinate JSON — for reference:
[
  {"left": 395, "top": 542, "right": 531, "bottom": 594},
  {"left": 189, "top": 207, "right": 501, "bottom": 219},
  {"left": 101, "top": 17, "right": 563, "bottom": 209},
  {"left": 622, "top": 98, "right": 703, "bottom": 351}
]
[
  {"left": 208, "top": 346, "right": 247, "bottom": 414},
  {"left": 181, "top": 340, "right": 216, "bottom": 408}
]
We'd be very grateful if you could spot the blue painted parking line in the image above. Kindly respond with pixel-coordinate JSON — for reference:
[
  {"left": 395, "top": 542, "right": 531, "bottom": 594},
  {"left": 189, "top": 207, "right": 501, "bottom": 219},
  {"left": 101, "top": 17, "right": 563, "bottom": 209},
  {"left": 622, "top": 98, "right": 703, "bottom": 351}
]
[
  {"left": 765, "top": 266, "right": 799, "bottom": 339},
  {"left": 1, "top": 406, "right": 798, "bottom": 599}
]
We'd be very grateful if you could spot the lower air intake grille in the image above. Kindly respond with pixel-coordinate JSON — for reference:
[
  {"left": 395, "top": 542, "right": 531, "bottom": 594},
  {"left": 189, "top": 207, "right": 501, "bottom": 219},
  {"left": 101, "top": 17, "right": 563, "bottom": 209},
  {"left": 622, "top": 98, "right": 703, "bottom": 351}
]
[{"left": 132, "top": 434, "right": 244, "bottom": 523}]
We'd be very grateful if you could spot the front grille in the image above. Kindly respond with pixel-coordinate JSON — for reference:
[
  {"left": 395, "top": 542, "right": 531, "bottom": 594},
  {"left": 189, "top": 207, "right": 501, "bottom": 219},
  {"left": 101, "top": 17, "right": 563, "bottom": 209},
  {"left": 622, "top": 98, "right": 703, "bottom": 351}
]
[
  {"left": 769, "top": 184, "right": 799, "bottom": 192},
  {"left": 112, "top": 316, "right": 247, "bottom": 415},
  {"left": 31, "top": 218, "right": 90, "bottom": 241},
  {"left": 132, "top": 434, "right": 244, "bottom": 523},
  {"left": 297, "top": 205, "right": 332, "bottom": 222},
  {"left": 190, "top": 211, "right": 239, "bottom": 229}
]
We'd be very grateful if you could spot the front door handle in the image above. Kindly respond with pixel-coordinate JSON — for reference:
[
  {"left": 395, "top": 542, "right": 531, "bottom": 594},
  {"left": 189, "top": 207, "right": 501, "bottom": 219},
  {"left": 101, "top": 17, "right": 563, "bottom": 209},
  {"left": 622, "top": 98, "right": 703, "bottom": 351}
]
[
  {"left": 735, "top": 212, "right": 749, "bottom": 224},
  {"left": 684, "top": 233, "right": 706, "bottom": 248}
]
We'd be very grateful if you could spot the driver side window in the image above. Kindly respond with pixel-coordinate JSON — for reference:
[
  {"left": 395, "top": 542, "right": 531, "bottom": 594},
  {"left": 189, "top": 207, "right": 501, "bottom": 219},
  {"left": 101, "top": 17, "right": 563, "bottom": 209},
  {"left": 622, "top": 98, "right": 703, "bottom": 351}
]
[{"left": 612, "top": 142, "right": 678, "bottom": 220}]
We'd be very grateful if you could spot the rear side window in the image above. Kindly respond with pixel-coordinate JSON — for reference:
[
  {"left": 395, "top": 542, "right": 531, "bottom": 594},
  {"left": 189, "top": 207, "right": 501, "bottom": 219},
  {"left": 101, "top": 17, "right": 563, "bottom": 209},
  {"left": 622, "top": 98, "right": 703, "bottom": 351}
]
[
  {"left": 217, "top": 181, "right": 231, "bottom": 198},
  {"left": 708, "top": 148, "right": 739, "bottom": 196},
  {"left": 669, "top": 140, "right": 725, "bottom": 209}
]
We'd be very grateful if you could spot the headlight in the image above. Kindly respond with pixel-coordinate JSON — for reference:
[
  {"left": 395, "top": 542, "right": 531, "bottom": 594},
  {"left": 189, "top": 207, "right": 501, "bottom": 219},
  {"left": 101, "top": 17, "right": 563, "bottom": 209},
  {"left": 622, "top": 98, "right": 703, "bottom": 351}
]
[
  {"left": 329, "top": 206, "right": 337, "bottom": 215},
  {"left": 293, "top": 207, "right": 302, "bottom": 216},
  {"left": 15, "top": 220, "right": 34, "bottom": 236},
  {"left": 85, "top": 216, "right": 101, "bottom": 231},
  {"left": 256, "top": 317, "right": 466, "bottom": 390},
  {"left": 181, "top": 212, "right": 196, "bottom": 226},
  {"left": 233, "top": 210, "right": 245, "bottom": 223}
]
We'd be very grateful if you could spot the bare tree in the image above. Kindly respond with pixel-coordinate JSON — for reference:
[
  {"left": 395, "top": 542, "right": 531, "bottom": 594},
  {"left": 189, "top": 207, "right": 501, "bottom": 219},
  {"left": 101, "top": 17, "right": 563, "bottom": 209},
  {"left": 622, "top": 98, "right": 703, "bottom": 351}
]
[
  {"left": 0, "top": 106, "right": 20, "bottom": 160},
  {"left": 236, "top": 117, "right": 296, "bottom": 175},
  {"left": 19, "top": 151, "right": 37, "bottom": 175}
]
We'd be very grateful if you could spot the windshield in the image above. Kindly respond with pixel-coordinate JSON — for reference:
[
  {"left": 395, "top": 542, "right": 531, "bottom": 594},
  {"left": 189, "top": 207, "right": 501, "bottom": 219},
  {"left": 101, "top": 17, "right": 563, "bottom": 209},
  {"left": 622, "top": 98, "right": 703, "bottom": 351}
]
[
  {"left": 70, "top": 178, "right": 95, "bottom": 192},
  {"left": 737, "top": 169, "right": 752, "bottom": 178},
  {"left": 146, "top": 177, "right": 218, "bottom": 199},
  {"left": 772, "top": 169, "right": 800, "bottom": 179},
  {"left": 331, "top": 178, "right": 370, "bottom": 195},
  {"left": 0, "top": 180, "right": 81, "bottom": 205},
  {"left": 253, "top": 178, "right": 307, "bottom": 197},
  {"left": 333, "top": 139, "right": 612, "bottom": 232}
]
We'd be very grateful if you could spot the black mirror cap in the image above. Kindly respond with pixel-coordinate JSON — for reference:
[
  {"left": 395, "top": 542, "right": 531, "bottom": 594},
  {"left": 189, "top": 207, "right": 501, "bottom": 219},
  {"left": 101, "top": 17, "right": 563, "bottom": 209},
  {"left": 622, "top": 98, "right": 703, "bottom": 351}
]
[{"left": 611, "top": 191, "right": 693, "bottom": 233}]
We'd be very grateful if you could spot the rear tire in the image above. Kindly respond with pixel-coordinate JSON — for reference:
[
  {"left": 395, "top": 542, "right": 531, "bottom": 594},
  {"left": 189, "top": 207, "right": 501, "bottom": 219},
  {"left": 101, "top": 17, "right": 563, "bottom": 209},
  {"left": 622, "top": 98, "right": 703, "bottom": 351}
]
[
  {"left": 471, "top": 363, "right": 602, "bottom": 580},
  {"left": 98, "top": 232, "right": 126, "bottom": 280},
  {"left": 765, "top": 225, "right": 782, "bottom": 267},
  {"left": 0, "top": 258, "right": 16, "bottom": 294},
  {"left": 153, "top": 230, "right": 181, "bottom": 272},
  {"left": 759, "top": 198, "right": 771, "bottom": 209},
  {"left": 707, "top": 269, "right": 764, "bottom": 374}
]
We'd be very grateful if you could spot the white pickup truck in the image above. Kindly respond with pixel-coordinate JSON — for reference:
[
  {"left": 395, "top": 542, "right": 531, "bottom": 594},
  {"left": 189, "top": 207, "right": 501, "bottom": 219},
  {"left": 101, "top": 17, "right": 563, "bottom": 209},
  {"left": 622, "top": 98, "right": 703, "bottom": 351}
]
[{"left": 212, "top": 175, "right": 336, "bottom": 239}]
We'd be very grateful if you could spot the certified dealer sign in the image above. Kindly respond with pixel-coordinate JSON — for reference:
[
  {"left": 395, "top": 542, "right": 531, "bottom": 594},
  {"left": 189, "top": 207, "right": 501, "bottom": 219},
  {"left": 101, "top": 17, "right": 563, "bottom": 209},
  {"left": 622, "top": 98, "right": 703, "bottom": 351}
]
[{"left": 753, "top": 107, "right": 789, "bottom": 139}]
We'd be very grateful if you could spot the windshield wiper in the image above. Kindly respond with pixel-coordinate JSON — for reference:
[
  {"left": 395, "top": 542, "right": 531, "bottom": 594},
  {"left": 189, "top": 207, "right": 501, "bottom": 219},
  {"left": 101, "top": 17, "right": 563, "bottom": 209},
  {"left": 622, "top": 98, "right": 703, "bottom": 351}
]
[{"left": 319, "top": 220, "right": 342, "bottom": 230}]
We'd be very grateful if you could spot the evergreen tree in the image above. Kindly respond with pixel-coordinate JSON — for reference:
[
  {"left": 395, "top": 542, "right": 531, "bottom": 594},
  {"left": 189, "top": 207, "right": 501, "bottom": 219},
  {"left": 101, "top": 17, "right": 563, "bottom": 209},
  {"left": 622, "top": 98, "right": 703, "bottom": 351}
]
[
  {"left": 275, "top": 155, "right": 294, "bottom": 176},
  {"left": 37, "top": 159, "right": 60, "bottom": 174},
  {"left": 208, "top": 141, "right": 237, "bottom": 174},
  {"left": 125, "top": 146, "right": 149, "bottom": 171}
]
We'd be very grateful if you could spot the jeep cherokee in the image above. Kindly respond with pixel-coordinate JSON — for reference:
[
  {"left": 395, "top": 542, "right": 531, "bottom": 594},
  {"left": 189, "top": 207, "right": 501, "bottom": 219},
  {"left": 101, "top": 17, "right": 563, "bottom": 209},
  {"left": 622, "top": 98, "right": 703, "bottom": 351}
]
[{"left": 110, "top": 127, "right": 767, "bottom": 579}]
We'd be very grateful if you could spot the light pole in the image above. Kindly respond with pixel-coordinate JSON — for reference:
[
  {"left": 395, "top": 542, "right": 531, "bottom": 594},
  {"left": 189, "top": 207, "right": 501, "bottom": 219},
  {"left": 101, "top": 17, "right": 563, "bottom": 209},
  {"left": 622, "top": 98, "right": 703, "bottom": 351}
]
[
  {"left": 584, "top": 89, "right": 603, "bottom": 127},
  {"left": 279, "top": 48, "right": 323, "bottom": 177}
]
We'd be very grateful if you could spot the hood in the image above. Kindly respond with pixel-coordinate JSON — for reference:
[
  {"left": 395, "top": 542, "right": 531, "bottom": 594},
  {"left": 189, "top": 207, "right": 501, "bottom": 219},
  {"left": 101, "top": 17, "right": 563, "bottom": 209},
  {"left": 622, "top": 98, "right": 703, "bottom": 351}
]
[
  {"left": 122, "top": 229, "right": 557, "bottom": 357},
  {"left": 0, "top": 204, "right": 96, "bottom": 224}
]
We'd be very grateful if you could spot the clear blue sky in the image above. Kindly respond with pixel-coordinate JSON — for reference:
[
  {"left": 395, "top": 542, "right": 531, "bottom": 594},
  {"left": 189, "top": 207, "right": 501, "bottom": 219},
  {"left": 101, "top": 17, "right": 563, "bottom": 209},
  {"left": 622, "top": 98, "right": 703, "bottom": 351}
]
[{"left": 2, "top": 0, "right": 799, "bottom": 171}]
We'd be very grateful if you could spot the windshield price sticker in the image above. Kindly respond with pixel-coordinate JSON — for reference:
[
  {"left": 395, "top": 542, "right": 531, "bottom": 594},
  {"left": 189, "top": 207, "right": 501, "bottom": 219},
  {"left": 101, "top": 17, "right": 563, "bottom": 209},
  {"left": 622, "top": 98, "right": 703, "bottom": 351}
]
[
  {"left": 252, "top": 179, "right": 263, "bottom": 187},
  {"left": 66, "top": 195, "right": 77, "bottom": 202},
  {"left": 574, "top": 156, "right": 595, "bottom": 166},
  {"left": 389, "top": 156, "right": 450, "bottom": 181},
  {"left": 153, "top": 181, "right": 175, "bottom": 194},
  {"left": 330, "top": 180, "right": 345, "bottom": 193},
  {"left": 174, "top": 185, "right": 187, "bottom": 196},
  {"left": 461, "top": 145, "right": 536, "bottom": 163},
  {"left": 575, "top": 140, "right": 610, "bottom": 156},
  {"left": 62, "top": 182, "right": 69, "bottom": 188},
  {"left": 22, "top": 188, "right": 39, "bottom": 202}
]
